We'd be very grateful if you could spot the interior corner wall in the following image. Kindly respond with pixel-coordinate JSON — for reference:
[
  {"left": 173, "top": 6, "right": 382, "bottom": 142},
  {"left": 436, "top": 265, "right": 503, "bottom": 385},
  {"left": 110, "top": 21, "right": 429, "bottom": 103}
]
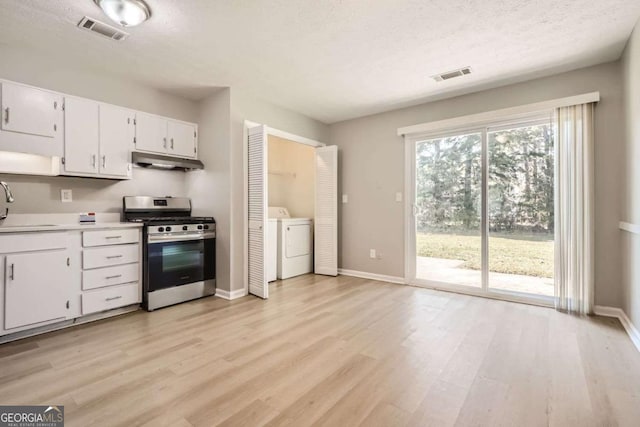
[
  {"left": 229, "top": 88, "right": 329, "bottom": 292},
  {"left": 268, "top": 135, "right": 316, "bottom": 219},
  {"left": 0, "top": 43, "right": 199, "bottom": 215},
  {"left": 329, "top": 61, "right": 625, "bottom": 308},
  {"left": 187, "top": 88, "right": 232, "bottom": 292},
  {"left": 621, "top": 18, "right": 640, "bottom": 331}
]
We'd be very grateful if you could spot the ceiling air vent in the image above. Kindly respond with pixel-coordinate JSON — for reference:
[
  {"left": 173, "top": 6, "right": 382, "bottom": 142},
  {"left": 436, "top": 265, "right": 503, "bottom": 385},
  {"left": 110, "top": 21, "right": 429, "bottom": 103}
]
[
  {"left": 432, "top": 67, "right": 472, "bottom": 82},
  {"left": 77, "top": 16, "right": 129, "bottom": 41}
]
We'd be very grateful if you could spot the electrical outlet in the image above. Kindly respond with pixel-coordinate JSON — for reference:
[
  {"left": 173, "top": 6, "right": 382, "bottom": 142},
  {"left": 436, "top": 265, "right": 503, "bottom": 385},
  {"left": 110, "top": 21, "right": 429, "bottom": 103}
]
[
  {"left": 342, "top": 194, "right": 349, "bottom": 204},
  {"left": 395, "top": 192, "right": 403, "bottom": 202},
  {"left": 370, "top": 249, "right": 376, "bottom": 259},
  {"left": 376, "top": 251, "right": 383, "bottom": 259},
  {"left": 60, "top": 189, "right": 72, "bottom": 203}
]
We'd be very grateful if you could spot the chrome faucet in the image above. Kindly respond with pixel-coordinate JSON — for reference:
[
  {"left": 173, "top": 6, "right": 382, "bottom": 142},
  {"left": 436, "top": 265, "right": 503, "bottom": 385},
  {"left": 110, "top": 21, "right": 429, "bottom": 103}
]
[{"left": 0, "top": 181, "right": 14, "bottom": 220}]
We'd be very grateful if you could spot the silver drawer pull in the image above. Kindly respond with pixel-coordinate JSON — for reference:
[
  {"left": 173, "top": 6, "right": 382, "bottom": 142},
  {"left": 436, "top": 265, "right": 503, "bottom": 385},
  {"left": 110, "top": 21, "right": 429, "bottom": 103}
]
[
  {"left": 4, "top": 107, "right": 9, "bottom": 124},
  {"left": 9, "top": 263, "right": 15, "bottom": 280},
  {"left": 105, "top": 296, "right": 122, "bottom": 301},
  {"left": 105, "top": 235, "right": 122, "bottom": 239},
  {"left": 105, "top": 274, "right": 122, "bottom": 279},
  {"left": 106, "top": 255, "right": 123, "bottom": 259}
]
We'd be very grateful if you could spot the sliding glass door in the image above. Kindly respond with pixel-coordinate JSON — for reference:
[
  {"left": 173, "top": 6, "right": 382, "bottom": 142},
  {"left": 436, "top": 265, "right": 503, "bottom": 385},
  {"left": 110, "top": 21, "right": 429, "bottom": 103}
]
[
  {"left": 409, "top": 115, "right": 554, "bottom": 304},
  {"left": 487, "top": 121, "right": 554, "bottom": 297},
  {"left": 414, "top": 131, "right": 483, "bottom": 289}
]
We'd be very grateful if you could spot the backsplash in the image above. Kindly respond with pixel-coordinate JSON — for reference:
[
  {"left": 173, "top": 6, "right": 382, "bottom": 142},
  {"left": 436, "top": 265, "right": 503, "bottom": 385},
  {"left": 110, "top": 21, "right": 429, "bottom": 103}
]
[{"left": 0, "top": 167, "right": 188, "bottom": 215}]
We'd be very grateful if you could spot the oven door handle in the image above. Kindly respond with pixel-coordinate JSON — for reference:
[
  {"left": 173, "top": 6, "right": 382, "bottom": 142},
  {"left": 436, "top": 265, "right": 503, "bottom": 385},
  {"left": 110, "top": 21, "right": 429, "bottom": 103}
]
[{"left": 148, "top": 232, "right": 216, "bottom": 243}]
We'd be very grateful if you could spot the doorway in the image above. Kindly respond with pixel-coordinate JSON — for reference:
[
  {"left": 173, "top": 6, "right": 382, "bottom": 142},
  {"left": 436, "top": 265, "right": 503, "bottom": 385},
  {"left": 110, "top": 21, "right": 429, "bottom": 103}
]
[
  {"left": 245, "top": 123, "right": 338, "bottom": 299},
  {"left": 407, "top": 113, "right": 555, "bottom": 305}
]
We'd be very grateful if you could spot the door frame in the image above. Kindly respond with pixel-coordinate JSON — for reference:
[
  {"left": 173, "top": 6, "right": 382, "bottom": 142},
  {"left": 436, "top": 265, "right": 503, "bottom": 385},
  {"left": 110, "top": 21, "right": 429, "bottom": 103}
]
[
  {"left": 404, "top": 116, "right": 556, "bottom": 308},
  {"left": 243, "top": 121, "right": 326, "bottom": 296}
]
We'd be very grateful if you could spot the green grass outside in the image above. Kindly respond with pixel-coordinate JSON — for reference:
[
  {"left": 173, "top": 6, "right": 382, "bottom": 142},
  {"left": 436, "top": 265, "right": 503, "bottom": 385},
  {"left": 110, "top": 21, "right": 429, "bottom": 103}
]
[{"left": 416, "top": 232, "right": 554, "bottom": 278}]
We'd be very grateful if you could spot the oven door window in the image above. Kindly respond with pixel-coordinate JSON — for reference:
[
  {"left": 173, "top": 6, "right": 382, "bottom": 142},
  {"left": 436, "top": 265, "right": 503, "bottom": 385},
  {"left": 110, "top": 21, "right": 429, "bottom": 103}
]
[{"left": 148, "top": 238, "right": 215, "bottom": 291}]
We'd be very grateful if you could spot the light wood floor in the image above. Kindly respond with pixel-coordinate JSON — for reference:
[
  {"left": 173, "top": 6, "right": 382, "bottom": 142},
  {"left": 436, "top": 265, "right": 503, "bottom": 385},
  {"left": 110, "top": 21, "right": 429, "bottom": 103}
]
[{"left": 1, "top": 275, "right": 640, "bottom": 426}]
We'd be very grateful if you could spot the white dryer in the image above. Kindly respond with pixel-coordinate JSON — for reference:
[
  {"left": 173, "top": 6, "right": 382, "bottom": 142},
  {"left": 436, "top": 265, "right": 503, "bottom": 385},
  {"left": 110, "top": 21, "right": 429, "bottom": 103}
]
[{"left": 269, "top": 207, "right": 313, "bottom": 280}]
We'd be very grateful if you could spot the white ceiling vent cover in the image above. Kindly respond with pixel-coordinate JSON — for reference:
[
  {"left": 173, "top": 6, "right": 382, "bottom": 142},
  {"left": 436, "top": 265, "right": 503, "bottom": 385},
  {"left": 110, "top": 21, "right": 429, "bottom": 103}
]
[
  {"left": 77, "top": 16, "right": 129, "bottom": 41},
  {"left": 432, "top": 67, "right": 472, "bottom": 82}
]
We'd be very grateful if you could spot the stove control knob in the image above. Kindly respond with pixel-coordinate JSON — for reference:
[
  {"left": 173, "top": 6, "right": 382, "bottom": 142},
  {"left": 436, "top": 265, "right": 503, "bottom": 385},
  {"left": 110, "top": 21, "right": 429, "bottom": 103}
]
[
  {"left": 165, "top": 226, "right": 172, "bottom": 232},
  {"left": 197, "top": 225, "right": 203, "bottom": 230},
  {"left": 204, "top": 225, "right": 209, "bottom": 230},
  {"left": 183, "top": 226, "right": 188, "bottom": 231},
  {"left": 158, "top": 227, "right": 164, "bottom": 232}
]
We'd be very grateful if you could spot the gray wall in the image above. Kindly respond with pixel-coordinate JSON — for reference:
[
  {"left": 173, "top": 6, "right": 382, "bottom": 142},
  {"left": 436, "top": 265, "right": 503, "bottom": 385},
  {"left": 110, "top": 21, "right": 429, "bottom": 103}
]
[
  {"left": 329, "top": 61, "right": 625, "bottom": 308},
  {"left": 229, "top": 88, "right": 329, "bottom": 291},
  {"left": 0, "top": 44, "right": 199, "bottom": 215},
  {"left": 187, "top": 89, "right": 232, "bottom": 292},
  {"left": 622, "top": 19, "right": 640, "bottom": 330}
]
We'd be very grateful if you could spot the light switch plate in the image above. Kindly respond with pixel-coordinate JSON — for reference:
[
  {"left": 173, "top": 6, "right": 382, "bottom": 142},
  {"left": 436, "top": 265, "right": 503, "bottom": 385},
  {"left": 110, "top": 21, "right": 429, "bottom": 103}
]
[
  {"left": 370, "top": 249, "right": 376, "bottom": 259},
  {"left": 61, "top": 189, "right": 72, "bottom": 203},
  {"left": 395, "top": 192, "right": 403, "bottom": 202},
  {"left": 342, "top": 194, "right": 349, "bottom": 203}
]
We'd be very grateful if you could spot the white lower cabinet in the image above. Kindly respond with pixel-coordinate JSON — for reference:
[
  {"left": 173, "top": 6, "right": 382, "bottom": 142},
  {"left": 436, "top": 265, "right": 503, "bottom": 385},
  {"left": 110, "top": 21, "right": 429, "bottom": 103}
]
[
  {"left": 82, "top": 263, "right": 139, "bottom": 291},
  {"left": 82, "top": 282, "right": 139, "bottom": 315},
  {"left": 83, "top": 243, "right": 139, "bottom": 269},
  {"left": 4, "top": 249, "right": 71, "bottom": 329},
  {"left": 0, "top": 226, "right": 142, "bottom": 341},
  {"left": 80, "top": 229, "right": 141, "bottom": 316}
]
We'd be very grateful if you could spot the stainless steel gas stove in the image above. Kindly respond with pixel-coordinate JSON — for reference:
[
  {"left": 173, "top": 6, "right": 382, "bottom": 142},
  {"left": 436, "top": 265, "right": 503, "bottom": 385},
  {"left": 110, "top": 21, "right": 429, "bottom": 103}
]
[{"left": 123, "top": 196, "right": 216, "bottom": 311}]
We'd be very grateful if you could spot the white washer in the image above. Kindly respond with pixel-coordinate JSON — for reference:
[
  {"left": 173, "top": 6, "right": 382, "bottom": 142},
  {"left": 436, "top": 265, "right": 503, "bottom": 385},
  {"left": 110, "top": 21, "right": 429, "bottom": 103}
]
[{"left": 269, "top": 207, "right": 313, "bottom": 280}]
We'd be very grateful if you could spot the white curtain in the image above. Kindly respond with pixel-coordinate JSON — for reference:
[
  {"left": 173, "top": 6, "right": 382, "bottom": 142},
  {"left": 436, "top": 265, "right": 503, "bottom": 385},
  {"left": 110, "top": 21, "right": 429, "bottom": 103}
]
[{"left": 554, "top": 103, "right": 595, "bottom": 314}]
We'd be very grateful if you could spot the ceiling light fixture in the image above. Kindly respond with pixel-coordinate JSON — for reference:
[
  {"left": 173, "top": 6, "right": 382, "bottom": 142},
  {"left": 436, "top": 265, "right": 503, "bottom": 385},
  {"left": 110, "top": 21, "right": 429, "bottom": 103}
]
[{"left": 94, "top": 0, "right": 151, "bottom": 27}]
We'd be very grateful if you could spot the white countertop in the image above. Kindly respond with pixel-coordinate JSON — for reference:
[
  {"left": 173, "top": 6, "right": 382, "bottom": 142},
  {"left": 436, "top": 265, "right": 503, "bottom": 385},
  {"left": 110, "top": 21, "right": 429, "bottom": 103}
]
[
  {"left": 0, "top": 213, "right": 142, "bottom": 233},
  {"left": 0, "top": 222, "right": 142, "bottom": 233}
]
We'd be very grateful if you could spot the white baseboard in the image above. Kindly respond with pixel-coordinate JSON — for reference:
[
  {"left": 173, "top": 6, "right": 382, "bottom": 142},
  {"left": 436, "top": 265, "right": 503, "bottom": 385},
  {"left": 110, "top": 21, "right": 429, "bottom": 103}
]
[
  {"left": 215, "top": 288, "right": 248, "bottom": 300},
  {"left": 594, "top": 305, "right": 640, "bottom": 353},
  {"left": 338, "top": 269, "right": 406, "bottom": 285}
]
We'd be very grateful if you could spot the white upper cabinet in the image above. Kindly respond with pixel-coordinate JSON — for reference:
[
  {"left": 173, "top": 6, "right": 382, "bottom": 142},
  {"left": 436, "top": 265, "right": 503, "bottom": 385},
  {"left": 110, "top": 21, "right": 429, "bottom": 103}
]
[
  {"left": 62, "top": 99, "right": 133, "bottom": 179},
  {"left": 167, "top": 120, "right": 197, "bottom": 158},
  {"left": 135, "top": 112, "right": 168, "bottom": 154},
  {"left": 99, "top": 104, "right": 133, "bottom": 178},
  {"left": 0, "top": 78, "right": 199, "bottom": 176},
  {"left": 64, "top": 97, "right": 100, "bottom": 174},
  {"left": 0, "top": 81, "right": 64, "bottom": 157},
  {"left": 136, "top": 112, "right": 197, "bottom": 159}
]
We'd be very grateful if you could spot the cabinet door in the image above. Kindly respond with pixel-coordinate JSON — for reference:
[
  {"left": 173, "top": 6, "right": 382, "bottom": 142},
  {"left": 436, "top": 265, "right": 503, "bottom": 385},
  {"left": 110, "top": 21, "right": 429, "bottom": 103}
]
[
  {"left": 167, "top": 120, "right": 197, "bottom": 158},
  {"left": 5, "top": 250, "right": 71, "bottom": 330},
  {"left": 99, "top": 104, "right": 133, "bottom": 178},
  {"left": 1, "top": 82, "right": 59, "bottom": 138},
  {"left": 135, "top": 112, "right": 167, "bottom": 154},
  {"left": 64, "top": 97, "right": 100, "bottom": 174}
]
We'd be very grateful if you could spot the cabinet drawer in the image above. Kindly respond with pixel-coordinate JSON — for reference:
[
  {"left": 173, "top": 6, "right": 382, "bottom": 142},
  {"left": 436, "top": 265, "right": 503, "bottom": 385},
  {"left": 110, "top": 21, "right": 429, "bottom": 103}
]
[
  {"left": 0, "top": 232, "right": 68, "bottom": 254},
  {"left": 83, "top": 244, "right": 139, "bottom": 269},
  {"left": 82, "top": 282, "right": 139, "bottom": 315},
  {"left": 82, "top": 263, "right": 139, "bottom": 290},
  {"left": 83, "top": 228, "right": 139, "bottom": 247}
]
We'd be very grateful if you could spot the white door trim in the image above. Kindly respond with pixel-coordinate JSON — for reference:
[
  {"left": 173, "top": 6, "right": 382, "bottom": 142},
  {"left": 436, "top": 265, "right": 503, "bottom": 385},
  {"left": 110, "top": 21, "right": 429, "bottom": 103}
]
[
  {"left": 267, "top": 127, "right": 325, "bottom": 148},
  {"left": 242, "top": 121, "right": 328, "bottom": 295}
]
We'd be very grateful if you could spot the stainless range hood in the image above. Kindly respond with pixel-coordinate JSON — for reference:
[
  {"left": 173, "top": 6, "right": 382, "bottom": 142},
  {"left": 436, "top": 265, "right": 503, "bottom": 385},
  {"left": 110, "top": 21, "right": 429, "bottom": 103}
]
[{"left": 132, "top": 152, "right": 204, "bottom": 171}]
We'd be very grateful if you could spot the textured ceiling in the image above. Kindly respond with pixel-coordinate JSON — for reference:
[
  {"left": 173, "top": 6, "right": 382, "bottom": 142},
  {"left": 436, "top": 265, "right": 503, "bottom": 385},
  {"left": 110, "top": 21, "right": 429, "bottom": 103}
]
[{"left": 0, "top": 0, "right": 639, "bottom": 123}]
